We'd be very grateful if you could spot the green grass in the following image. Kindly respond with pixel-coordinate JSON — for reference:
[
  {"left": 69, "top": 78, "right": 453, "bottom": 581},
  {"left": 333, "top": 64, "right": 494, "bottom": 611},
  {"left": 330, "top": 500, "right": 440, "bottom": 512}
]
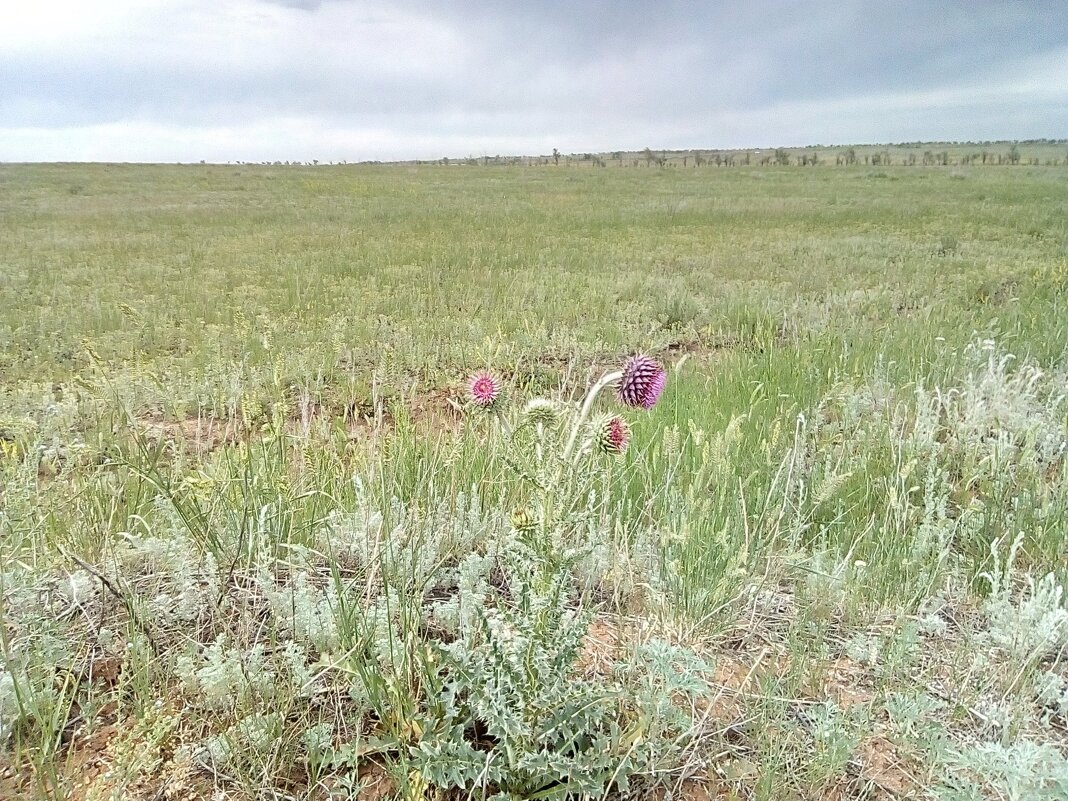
[
  {"left": 3, "top": 163, "right": 1066, "bottom": 394},
  {"left": 1, "top": 162, "right": 1068, "bottom": 800}
]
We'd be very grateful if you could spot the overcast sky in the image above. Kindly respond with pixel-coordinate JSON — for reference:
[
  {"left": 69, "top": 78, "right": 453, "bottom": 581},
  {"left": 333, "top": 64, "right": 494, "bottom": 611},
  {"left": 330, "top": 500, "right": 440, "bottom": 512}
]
[{"left": 1, "top": 0, "right": 1066, "bottom": 162}]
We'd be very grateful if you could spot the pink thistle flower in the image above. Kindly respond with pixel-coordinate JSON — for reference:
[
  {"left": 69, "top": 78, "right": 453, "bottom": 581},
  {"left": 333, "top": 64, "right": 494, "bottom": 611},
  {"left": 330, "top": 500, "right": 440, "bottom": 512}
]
[
  {"left": 595, "top": 414, "right": 630, "bottom": 456},
  {"left": 617, "top": 355, "right": 666, "bottom": 409},
  {"left": 468, "top": 371, "right": 503, "bottom": 410}
]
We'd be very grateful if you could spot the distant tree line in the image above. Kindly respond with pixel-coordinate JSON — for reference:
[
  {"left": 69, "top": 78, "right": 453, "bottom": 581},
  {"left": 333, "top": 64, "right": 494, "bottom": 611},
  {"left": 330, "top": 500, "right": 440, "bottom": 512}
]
[
  {"left": 420, "top": 140, "right": 1067, "bottom": 169},
  {"left": 213, "top": 139, "right": 1068, "bottom": 168}
]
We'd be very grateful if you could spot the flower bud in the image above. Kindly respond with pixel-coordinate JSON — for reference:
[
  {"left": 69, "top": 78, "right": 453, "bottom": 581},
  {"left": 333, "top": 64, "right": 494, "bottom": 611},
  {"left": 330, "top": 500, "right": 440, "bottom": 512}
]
[
  {"left": 522, "top": 398, "right": 558, "bottom": 425},
  {"left": 594, "top": 414, "right": 630, "bottom": 456},
  {"left": 510, "top": 507, "right": 538, "bottom": 532}
]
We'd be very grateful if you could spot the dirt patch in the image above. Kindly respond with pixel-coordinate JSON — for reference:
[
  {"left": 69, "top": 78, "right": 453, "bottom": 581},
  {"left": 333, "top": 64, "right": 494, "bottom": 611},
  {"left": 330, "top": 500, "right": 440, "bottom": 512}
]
[
  {"left": 701, "top": 657, "right": 756, "bottom": 726},
  {"left": 650, "top": 775, "right": 729, "bottom": 801},
  {"left": 137, "top": 413, "right": 243, "bottom": 454},
  {"left": 315, "top": 760, "right": 395, "bottom": 801},
  {"left": 64, "top": 720, "right": 120, "bottom": 801},
  {"left": 664, "top": 336, "right": 732, "bottom": 364},
  {"left": 132, "top": 386, "right": 469, "bottom": 457},
  {"left": 0, "top": 760, "right": 30, "bottom": 800},
  {"left": 0, "top": 720, "right": 121, "bottom": 801},
  {"left": 820, "top": 656, "right": 875, "bottom": 710},
  {"left": 406, "top": 387, "right": 465, "bottom": 433},
  {"left": 856, "top": 736, "right": 919, "bottom": 797},
  {"left": 577, "top": 617, "right": 624, "bottom": 677},
  {"left": 356, "top": 762, "right": 396, "bottom": 801}
]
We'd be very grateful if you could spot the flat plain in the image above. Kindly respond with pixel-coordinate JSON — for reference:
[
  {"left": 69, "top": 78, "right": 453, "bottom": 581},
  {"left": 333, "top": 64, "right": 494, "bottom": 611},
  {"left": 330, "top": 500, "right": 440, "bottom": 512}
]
[{"left": 1, "top": 161, "right": 1067, "bottom": 799}]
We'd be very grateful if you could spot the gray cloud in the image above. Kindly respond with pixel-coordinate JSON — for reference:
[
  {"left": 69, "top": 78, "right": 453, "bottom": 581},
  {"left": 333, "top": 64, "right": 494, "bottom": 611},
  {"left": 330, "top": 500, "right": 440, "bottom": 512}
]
[
  {"left": 1, "top": 0, "right": 1065, "bottom": 161},
  {"left": 267, "top": 0, "right": 326, "bottom": 8}
]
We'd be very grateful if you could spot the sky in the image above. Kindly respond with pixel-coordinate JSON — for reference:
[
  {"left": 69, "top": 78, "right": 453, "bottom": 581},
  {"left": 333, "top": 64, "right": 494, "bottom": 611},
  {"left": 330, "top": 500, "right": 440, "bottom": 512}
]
[{"left": 1, "top": 0, "right": 1066, "bottom": 163}]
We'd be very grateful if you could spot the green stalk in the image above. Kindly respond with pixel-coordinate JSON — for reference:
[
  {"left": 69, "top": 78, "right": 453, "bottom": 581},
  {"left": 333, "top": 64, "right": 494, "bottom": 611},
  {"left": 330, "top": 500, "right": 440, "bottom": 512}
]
[{"left": 561, "top": 370, "right": 622, "bottom": 463}]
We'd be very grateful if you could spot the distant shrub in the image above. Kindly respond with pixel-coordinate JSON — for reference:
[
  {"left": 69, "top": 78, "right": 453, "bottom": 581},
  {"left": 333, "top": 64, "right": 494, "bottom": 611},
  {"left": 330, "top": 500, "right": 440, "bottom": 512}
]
[{"left": 938, "top": 233, "right": 959, "bottom": 256}]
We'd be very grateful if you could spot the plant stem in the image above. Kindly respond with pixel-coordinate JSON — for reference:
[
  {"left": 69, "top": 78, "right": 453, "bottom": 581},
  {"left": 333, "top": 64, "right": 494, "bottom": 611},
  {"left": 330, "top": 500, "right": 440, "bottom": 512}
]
[{"left": 561, "top": 371, "right": 622, "bottom": 462}]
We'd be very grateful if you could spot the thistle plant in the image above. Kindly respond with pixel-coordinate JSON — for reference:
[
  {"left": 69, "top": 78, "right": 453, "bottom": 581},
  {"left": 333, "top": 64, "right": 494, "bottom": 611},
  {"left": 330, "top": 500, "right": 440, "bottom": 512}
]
[
  {"left": 466, "top": 355, "right": 666, "bottom": 559},
  {"left": 376, "top": 354, "right": 700, "bottom": 798}
]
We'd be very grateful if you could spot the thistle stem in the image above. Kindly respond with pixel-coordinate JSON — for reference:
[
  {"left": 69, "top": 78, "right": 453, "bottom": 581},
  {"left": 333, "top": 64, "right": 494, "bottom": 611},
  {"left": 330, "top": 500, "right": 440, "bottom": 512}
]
[{"left": 562, "top": 370, "right": 622, "bottom": 462}]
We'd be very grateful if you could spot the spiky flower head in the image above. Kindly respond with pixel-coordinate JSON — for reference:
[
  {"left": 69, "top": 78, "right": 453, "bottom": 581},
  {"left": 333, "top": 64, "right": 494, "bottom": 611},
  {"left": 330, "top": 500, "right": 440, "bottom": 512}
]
[
  {"left": 522, "top": 398, "right": 559, "bottom": 425},
  {"left": 617, "top": 354, "right": 666, "bottom": 409},
  {"left": 510, "top": 507, "right": 538, "bottom": 533},
  {"left": 594, "top": 414, "right": 630, "bottom": 456},
  {"left": 468, "top": 371, "right": 504, "bottom": 410}
]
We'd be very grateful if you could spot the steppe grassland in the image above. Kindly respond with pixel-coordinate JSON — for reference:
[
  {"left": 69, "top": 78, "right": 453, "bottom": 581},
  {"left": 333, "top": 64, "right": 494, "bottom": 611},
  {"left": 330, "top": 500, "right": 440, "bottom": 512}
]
[{"left": 1, "top": 162, "right": 1068, "bottom": 799}]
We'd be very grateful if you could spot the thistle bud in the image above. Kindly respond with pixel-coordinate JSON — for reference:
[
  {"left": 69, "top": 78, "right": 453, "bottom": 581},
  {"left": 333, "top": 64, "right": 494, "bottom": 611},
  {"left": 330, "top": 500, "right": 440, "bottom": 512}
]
[
  {"left": 522, "top": 398, "right": 559, "bottom": 425},
  {"left": 594, "top": 414, "right": 630, "bottom": 456},
  {"left": 510, "top": 507, "right": 538, "bottom": 532}
]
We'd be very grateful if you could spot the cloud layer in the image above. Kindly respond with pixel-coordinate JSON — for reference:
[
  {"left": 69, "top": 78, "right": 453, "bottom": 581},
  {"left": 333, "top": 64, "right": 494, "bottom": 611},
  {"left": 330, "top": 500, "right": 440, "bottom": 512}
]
[{"left": 2, "top": 0, "right": 1066, "bottom": 161}]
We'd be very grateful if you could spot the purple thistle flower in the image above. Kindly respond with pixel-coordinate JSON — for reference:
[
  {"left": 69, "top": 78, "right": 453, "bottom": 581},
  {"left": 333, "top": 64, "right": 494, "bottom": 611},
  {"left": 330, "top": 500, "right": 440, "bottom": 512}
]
[
  {"left": 595, "top": 415, "right": 630, "bottom": 456},
  {"left": 617, "top": 355, "right": 667, "bottom": 409},
  {"left": 468, "top": 371, "right": 503, "bottom": 410}
]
